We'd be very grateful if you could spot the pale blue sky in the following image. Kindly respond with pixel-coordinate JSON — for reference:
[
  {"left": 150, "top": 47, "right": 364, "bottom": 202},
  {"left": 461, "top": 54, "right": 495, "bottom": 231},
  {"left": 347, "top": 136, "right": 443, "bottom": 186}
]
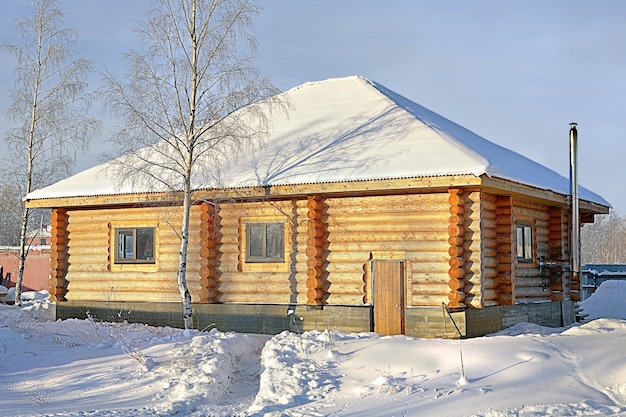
[{"left": 1, "top": 1, "right": 625, "bottom": 213}]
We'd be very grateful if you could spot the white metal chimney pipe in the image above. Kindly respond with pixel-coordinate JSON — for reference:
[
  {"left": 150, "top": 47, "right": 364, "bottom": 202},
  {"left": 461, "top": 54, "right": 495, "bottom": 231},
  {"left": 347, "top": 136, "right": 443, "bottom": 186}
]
[{"left": 569, "top": 123, "right": 580, "bottom": 300}]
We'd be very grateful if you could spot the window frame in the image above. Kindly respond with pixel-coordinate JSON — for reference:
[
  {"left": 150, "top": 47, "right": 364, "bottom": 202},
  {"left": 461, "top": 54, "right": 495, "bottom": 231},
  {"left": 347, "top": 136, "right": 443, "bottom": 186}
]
[
  {"left": 114, "top": 227, "right": 156, "bottom": 264},
  {"left": 245, "top": 222, "right": 285, "bottom": 263},
  {"left": 515, "top": 222, "right": 534, "bottom": 263},
  {"left": 239, "top": 216, "right": 289, "bottom": 273},
  {"left": 109, "top": 221, "right": 159, "bottom": 272}
]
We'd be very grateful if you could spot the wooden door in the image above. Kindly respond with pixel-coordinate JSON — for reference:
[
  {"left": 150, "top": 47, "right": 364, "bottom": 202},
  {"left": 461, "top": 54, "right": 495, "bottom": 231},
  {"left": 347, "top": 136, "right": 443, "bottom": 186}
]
[{"left": 372, "top": 260, "right": 405, "bottom": 335}]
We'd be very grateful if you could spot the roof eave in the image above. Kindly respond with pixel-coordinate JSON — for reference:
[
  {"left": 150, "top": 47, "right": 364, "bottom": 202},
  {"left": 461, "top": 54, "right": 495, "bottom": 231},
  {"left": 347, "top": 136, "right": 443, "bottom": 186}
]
[
  {"left": 481, "top": 175, "right": 610, "bottom": 215},
  {"left": 24, "top": 175, "right": 484, "bottom": 209}
]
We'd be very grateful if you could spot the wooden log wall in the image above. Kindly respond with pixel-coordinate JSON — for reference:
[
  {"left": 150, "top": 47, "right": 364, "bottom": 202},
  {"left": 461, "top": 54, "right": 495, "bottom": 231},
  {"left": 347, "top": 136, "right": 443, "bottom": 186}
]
[
  {"left": 548, "top": 206, "right": 572, "bottom": 301},
  {"left": 219, "top": 200, "right": 306, "bottom": 304},
  {"left": 62, "top": 206, "right": 202, "bottom": 303},
  {"left": 49, "top": 208, "right": 69, "bottom": 302},
  {"left": 512, "top": 200, "right": 552, "bottom": 303},
  {"left": 447, "top": 189, "right": 466, "bottom": 308},
  {"left": 199, "top": 203, "right": 219, "bottom": 303},
  {"left": 325, "top": 193, "right": 451, "bottom": 306},
  {"left": 494, "top": 195, "right": 514, "bottom": 305},
  {"left": 479, "top": 193, "right": 499, "bottom": 307},
  {"left": 462, "top": 191, "right": 483, "bottom": 308},
  {"left": 306, "top": 195, "right": 329, "bottom": 305}
]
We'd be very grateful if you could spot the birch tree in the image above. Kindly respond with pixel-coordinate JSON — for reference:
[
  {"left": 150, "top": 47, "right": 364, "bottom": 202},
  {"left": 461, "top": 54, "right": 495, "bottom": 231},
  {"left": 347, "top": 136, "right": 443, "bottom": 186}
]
[
  {"left": 2, "top": 0, "right": 99, "bottom": 305},
  {"left": 102, "top": 0, "right": 281, "bottom": 329}
]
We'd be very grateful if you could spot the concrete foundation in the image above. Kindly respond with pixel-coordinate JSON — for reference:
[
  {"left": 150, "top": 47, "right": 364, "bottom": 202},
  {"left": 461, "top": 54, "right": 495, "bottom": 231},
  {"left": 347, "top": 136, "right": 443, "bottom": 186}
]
[{"left": 56, "top": 300, "right": 575, "bottom": 338}]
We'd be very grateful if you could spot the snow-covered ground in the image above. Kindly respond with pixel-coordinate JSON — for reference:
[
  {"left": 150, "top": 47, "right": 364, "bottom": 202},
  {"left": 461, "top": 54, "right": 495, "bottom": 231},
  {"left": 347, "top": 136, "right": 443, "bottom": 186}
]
[{"left": 1, "top": 283, "right": 625, "bottom": 417}]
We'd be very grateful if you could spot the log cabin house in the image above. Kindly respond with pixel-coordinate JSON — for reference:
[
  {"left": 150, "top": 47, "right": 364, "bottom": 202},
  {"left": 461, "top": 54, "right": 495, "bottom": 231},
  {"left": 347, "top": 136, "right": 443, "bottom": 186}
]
[{"left": 25, "top": 76, "right": 610, "bottom": 338}]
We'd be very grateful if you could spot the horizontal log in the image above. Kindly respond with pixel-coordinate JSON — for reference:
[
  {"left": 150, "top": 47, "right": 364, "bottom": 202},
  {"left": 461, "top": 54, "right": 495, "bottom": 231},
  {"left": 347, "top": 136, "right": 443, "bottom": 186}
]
[
  {"left": 481, "top": 256, "right": 498, "bottom": 268},
  {"left": 410, "top": 280, "right": 449, "bottom": 293},
  {"left": 514, "top": 269, "right": 541, "bottom": 279},
  {"left": 327, "top": 219, "right": 448, "bottom": 235},
  {"left": 307, "top": 257, "right": 325, "bottom": 268},
  {"left": 198, "top": 287, "right": 219, "bottom": 302},
  {"left": 328, "top": 230, "right": 448, "bottom": 243},
  {"left": 305, "top": 246, "right": 324, "bottom": 258},
  {"left": 497, "top": 293, "right": 513, "bottom": 305},
  {"left": 209, "top": 281, "right": 301, "bottom": 296},
  {"left": 200, "top": 265, "right": 218, "bottom": 279},
  {"left": 462, "top": 239, "right": 481, "bottom": 252},
  {"left": 481, "top": 209, "right": 497, "bottom": 220},
  {"left": 65, "top": 246, "right": 109, "bottom": 256},
  {"left": 447, "top": 290, "right": 465, "bottom": 304},
  {"left": 67, "top": 263, "right": 109, "bottom": 273},
  {"left": 482, "top": 288, "right": 498, "bottom": 301},
  {"left": 482, "top": 267, "right": 499, "bottom": 279},
  {"left": 495, "top": 206, "right": 511, "bottom": 217},
  {"left": 447, "top": 225, "right": 463, "bottom": 237},
  {"left": 483, "top": 277, "right": 497, "bottom": 289},
  {"left": 513, "top": 199, "right": 550, "bottom": 212},
  {"left": 448, "top": 257, "right": 464, "bottom": 268},
  {"left": 448, "top": 277, "right": 465, "bottom": 290},
  {"left": 480, "top": 217, "right": 498, "bottom": 230},
  {"left": 51, "top": 234, "right": 68, "bottom": 245},
  {"left": 497, "top": 265, "right": 512, "bottom": 275},
  {"left": 515, "top": 277, "right": 545, "bottom": 287},
  {"left": 448, "top": 267, "right": 465, "bottom": 280},
  {"left": 410, "top": 294, "right": 449, "bottom": 306},
  {"left": 307, "top": 209, "right": 323, "bottom": 220},
  {"left": 49, "top": 257, "right": 68, "bottom": 269},
  {"left": 482, "top": 247, "right": 497, "bottom": 258},
  {"left": 199, "top": 277, "right": 217, "bottom": 289},
  {"left": 306, "top": 268, "right": 323, "bottom": 281},
  {"left": 496, "top": 243, "right": 512, "bottom": 254},
  {"left": 548, "top": 231, "right": 563, "bottom": 240},
  {"left": 496, "top": 275, "right": 513, "bottom": 286},
  {"left": 449, "top": 204, "right": 464, "bottom": 215},
  {"left": 328, "top": 240, "right": 449, "bottom": 253},
  {"left": 307, "top": 288, "right": 324, "bottom": 300},
  {"left": 448, "top": 193, "right": 464, "bottom": 206},
  {"left": 67, "top": 290, "right": 185, "bottom": 303},
  {"left": 327, "top": 193, "right": 448, "bottom": 208},
  {"left": 481, "top": 200, "right": 497, "bottom": 212},
  {"left": 448, "top": 246, "right": 463, "bottom": 257},
  {"left": 481, "top": 192, "right": 498, "bottom": 202},
  {"left": 449, "top": 214, "right": 462, "bottom": 225},
  {"left": 515, "top": 287, "right": 552, "bottom": 298},
  {"left": 324, "top": 263, "right": 367, "bottom": 274}
]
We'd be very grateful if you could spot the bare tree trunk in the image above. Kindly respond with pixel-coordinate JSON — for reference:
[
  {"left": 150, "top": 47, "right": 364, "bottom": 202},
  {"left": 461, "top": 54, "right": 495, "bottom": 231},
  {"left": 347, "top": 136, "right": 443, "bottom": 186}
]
[
  {"left": 101, "top": 0, "right": 279, "bottom": 328},
  {"left": 15, "top": 54, "right": 39, "bottom": 306},
  {"left": 177, "top": 166, "right": 194, "bottom": 330},
  {"left": 15, "top": 206, "right": 30, "bottom": 305},
  {"left": 4, "top": 0, "right": 98, "bottom": 304}
]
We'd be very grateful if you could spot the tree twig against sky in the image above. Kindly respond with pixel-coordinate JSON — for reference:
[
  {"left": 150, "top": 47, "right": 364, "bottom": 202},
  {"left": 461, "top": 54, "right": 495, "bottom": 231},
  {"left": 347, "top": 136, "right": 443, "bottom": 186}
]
[
  {"left": 2, "top": 0, "right": 99, "bottom": 305},
  {"left": 102, "top": 0, "right": 282, "bottom": 329}
]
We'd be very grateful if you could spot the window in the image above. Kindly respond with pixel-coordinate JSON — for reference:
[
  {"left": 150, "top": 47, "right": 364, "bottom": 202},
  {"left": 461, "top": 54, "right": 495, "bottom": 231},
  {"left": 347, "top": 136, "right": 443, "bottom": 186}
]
[
  {"left": 115, "top": 227, "right": 155, "bottom": 264},
  {"left": 516, "top": 223, "right": 533, "bottom": 262},
  {"left": 246, "top": 222, "right": 284, "bottom": 263}
]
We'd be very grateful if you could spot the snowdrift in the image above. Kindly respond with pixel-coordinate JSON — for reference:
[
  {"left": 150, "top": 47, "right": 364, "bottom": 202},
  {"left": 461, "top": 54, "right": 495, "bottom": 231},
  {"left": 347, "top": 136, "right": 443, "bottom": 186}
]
[{"left": 0, "top": 280, "right": 624, "bottom": 416}]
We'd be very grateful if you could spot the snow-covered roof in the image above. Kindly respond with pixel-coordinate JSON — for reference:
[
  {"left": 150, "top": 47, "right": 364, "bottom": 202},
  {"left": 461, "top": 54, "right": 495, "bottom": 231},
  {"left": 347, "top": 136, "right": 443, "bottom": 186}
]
[{"left": 25, "top": 75, "right": 609, "bottom": 207}]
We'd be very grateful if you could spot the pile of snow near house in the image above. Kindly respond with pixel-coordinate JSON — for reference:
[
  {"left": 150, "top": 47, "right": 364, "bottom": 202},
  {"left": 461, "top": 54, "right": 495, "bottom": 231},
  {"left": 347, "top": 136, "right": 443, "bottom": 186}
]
[{"left": 0, "top": 282, "right": 625, "bottom": 417}]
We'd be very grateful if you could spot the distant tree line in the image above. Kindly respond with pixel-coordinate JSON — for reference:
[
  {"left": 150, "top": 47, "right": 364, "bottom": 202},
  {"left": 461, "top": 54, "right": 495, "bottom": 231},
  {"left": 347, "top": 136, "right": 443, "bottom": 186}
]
[
  {"left": 0, "top": 183, "right": 22, "bottom": 246},
  {"left": 581, "top": 212, "right": 626, "bottom": 265}
]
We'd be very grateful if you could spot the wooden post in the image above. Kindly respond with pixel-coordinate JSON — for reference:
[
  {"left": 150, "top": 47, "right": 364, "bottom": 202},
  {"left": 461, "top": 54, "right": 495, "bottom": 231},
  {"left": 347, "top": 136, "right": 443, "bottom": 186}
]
[{"left": 447, "top": 189, "right": 466, "bottom": 308}]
